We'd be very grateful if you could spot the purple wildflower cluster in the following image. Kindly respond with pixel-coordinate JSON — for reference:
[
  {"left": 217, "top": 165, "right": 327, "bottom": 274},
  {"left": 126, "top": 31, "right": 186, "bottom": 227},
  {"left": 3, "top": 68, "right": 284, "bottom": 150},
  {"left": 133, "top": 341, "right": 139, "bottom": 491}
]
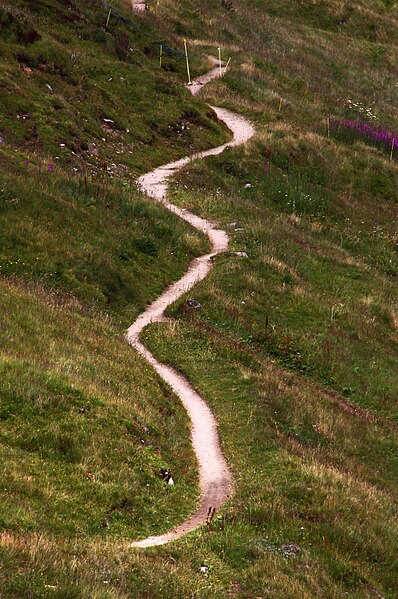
[
  {"left": 330, "top": 118, "right": 398, "bottom": 150},
  {"left": 24, "top": 159, "right": 55, "bottom": 172}
]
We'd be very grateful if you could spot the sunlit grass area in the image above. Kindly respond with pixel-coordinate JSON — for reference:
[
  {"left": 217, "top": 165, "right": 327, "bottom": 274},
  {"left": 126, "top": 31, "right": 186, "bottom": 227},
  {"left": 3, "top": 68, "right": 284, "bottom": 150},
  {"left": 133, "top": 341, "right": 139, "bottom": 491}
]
[
  {"left": 168, "top": 140, "right": 398, "bottom": 418},
  {"left": 0, "top": 277, "right": 198, "bottom": 542},
  {"left": 142, "top": 318, "right": 398, "bottom": 598},
  {"left": 0, "top": 151, "right": 209, "bottom": 326}
]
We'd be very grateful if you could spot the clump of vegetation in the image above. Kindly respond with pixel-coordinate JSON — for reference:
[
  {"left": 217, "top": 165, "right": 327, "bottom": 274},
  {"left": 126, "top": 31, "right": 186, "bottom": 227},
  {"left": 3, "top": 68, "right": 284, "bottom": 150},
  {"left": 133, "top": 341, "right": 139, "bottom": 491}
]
[{"left": 329, "top": 117, "right": 398, "bottom": 160}]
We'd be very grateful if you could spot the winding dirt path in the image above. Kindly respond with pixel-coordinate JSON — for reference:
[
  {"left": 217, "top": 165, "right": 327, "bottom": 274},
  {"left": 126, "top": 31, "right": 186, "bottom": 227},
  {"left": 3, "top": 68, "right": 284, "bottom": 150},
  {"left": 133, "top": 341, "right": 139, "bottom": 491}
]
[{"left": 127, "top": 62, "right": 255, "bottom": 548}]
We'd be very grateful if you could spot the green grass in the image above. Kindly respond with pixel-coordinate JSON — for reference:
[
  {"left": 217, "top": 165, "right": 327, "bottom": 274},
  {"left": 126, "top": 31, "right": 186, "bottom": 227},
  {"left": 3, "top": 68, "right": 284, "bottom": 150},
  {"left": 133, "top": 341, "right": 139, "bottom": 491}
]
[
  {"left": 1, "top": 0, "right": 398, "bottom": 596},
  {"left": 141, "top": 319, "right": 398, "bottom": 597},
  {"left": 0, "top": 0, "right": 228, "bottom": 176},
  {"left": 0, "top": 278, "right": 198, "bottom": 542},
  {"left": 167, "top": 142, "right": 398, "bottom": 418},
  {"left": 0, "top": 151, "right": 209, "bottom": 326}
]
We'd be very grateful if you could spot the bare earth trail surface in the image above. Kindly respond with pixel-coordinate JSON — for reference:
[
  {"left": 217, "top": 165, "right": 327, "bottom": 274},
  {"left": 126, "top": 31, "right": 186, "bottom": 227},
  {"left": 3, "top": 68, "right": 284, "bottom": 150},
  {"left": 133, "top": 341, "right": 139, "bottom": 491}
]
[
  {"left": 131, "top": 0, "right": 146, "bottom": 13},
  {"left": 127, "top": 64, "right": 255, "bottom": 548}
]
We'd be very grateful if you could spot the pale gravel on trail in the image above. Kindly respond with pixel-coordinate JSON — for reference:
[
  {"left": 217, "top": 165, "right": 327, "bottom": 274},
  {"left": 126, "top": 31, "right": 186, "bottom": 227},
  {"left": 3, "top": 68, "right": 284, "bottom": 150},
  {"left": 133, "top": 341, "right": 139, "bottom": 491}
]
[
  {"left": 127, "top": 63, "right": 255, "bottom": 548},
  {"left": 131, "top": 0, "right": 146, "bottom": 13}
]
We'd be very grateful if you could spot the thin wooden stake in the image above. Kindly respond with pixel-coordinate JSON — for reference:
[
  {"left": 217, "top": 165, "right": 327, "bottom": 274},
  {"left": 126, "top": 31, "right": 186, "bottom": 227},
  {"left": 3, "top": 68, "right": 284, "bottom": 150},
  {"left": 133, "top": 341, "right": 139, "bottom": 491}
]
[
  {"left": 159, "top": 44, "right": 163, "bottom": 68},
  {"left": 279, "top": 97, "right": 282, "bottom": 112},
  {"left": 218, "top": 47, "right": 222, "bottom": 77},
  {"left": 390, "top": 137, "right": 395, "bottom": 162},
  {"left": 106, "top": 8, "right": 112, "bottom": 27},
  {"left": 224, "top": 56, "right": 231, "bottom": 75},
  {"left": 184, "top": 39, "right": 192, "bottom": 85}
]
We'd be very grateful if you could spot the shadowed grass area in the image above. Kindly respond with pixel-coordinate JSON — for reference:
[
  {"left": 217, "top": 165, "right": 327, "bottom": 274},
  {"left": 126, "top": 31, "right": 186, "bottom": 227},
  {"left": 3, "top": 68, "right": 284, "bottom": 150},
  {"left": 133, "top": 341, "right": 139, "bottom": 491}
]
[{"left": 0, "top": 0, "right": 228, "bottom": 176}]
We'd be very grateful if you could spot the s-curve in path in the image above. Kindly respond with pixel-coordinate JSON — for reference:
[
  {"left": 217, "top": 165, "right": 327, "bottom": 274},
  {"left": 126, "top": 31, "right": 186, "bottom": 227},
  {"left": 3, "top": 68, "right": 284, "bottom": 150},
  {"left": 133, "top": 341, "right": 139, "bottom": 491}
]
[{"left": 127, "top": 63, "right": 255, "bottom": 548}]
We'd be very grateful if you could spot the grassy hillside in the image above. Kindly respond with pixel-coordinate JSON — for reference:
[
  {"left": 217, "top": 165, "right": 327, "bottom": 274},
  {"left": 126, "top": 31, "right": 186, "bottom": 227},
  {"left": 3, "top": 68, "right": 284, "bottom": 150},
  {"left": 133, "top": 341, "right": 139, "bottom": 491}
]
[
  {"left": 0, "top": 0, "right": 227, "bottom": 172},
  {"left": 0, "top": 0, "right": 216, "bottom": 595},
  {"left": 1, "top": 0, "right": 398, "bottom": 597},
  {"left": 0, "top": 0, "right": 228, "bottom": 320},
  {"left": 0, "top": 278, "right": 198, "bottom": 538},
  {"left": 0, "top": 153, "right": 210, "bottom": 325}
]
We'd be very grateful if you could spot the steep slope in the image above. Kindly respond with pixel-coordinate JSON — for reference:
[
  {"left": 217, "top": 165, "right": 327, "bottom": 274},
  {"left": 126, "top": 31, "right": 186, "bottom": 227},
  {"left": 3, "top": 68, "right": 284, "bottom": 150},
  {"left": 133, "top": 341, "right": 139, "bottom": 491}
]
[
  {"left": 128, "top": 68, "right": 255, "bottom": 547},
  {"left": 1, "top": 0, "right": 398, "bottom": 597},
  {"left": 0, "top": 1, "right": 228, "bottom": 595}
]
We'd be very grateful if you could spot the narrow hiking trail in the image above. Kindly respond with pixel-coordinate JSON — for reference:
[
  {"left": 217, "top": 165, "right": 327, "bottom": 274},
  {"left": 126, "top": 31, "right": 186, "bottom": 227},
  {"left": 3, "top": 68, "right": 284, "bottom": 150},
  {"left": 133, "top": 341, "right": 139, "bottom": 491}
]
[{"left": 127, "top": 61, "right": 255, "bottom": 548}]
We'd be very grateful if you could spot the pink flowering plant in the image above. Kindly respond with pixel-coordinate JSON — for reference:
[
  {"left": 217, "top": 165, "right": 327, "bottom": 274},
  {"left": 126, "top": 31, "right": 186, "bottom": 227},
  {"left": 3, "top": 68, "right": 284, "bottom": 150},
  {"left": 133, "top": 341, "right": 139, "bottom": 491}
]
[{"left": 329, "top": 118, "right": 398, "bottom": 158}]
